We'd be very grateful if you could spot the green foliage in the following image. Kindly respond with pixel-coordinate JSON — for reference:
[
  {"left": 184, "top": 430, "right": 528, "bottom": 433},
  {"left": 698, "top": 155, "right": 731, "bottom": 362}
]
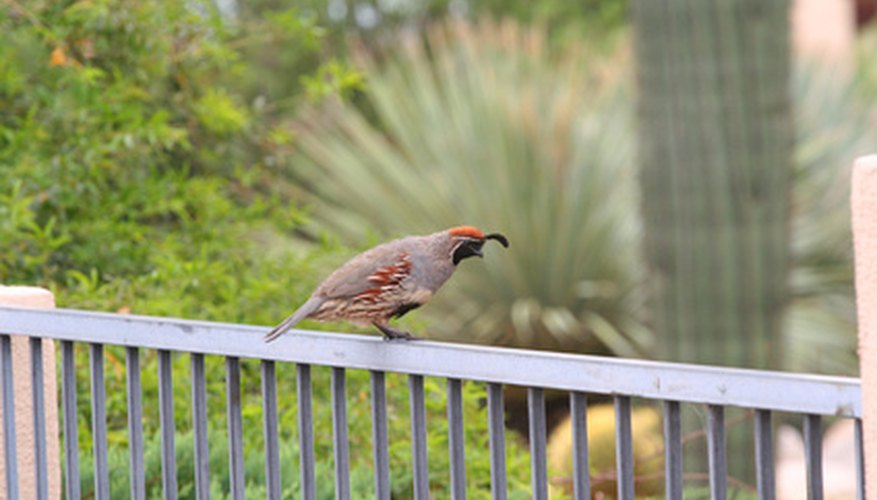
[
  {"left": 785, "top": 56, "right": 877, "bottom": 375},
  {"left": 302, "top": 58, "right": 367, "bottom": 101},
  {"left": 3, "top": 1, "right": 526, "bottom": 497},
  {"left": 292, "top": 0, "right": 627, "bottom": 52},
  {"left": 0, "top": 0, "right": 322, "bottom": 286},
  {"left": 69, "top": 360, "right": 532, "bottom": 499},
  {"left": 227, "top": 3, "right": 364, "bottom": 114},
  {"left": 193, "top": 89, "right": 250, "bottom": 136},
  {"left": 290, "top": 21, "right": 647, "bottom": 354},
  {"left": 0, "top": 181, "right": 70, "bottom": 280},
  {"left": 472, "top": 0, "right": 627, "bottom": 47}
]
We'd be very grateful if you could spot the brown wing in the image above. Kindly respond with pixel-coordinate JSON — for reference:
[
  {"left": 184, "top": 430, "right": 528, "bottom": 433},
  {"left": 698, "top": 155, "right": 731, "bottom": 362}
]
[
  {"left": 314, "top": 240, "right": 415, "bottom": 300},
  {"left": 354, "top": 252, "right": 413, "bottom": 304}
]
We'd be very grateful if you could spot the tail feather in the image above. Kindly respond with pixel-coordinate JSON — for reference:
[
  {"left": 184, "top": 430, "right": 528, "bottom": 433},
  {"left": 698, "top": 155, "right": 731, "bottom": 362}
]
[{"left": 264, "top": 297, "right": 323, "bottom": 343}]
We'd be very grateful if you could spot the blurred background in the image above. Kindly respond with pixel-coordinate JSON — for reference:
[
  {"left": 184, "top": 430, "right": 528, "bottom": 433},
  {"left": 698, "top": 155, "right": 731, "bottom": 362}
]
[{"left": 2, "top": 0, "right": 876, "bottom": 497}]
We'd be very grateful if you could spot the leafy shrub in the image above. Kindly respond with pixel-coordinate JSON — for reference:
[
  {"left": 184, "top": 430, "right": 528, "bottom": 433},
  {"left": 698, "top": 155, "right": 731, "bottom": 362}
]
[
  {"left": 1, "top": 0, "right": 320, "bottom": 285},
  {"left": 3, "top": 1, "right": 517, "bottom": 497},
  {"left": 70, "top": 356, "right": 533, "bottom": 499},
  {"left": 3, "top": 4, "right": 538, "bottom": 496}
]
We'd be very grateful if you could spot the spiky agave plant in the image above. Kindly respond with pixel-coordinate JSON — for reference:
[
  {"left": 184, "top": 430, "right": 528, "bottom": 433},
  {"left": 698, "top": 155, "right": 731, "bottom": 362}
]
[
  {"left": 786, "top": 56, "right": 877, "bottom": 375},
  {"left": 290, "top": 21, "right": 647, "bottom": 353}
]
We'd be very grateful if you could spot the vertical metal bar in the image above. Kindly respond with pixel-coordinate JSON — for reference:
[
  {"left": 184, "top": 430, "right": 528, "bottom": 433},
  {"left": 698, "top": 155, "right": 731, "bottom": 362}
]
[
  {"left": 706, "top": 405, "right": 727, "bottom": 500},
  {"left": 297, "top": 364, "right": 316, "bottom": 500},
  {"left": 226, "top": 356, "right": 244, "bottom": 500},
  {"left": 190, "top": 353, "right": 209, "bottom": 500},
  {"left": 1, "top": 335, "right": 18, "bottom": 500},
  {"left": 487, "top": 383, "right": 507, "bottom": 500},
  {"left": 60, "top": 341, "right": 79, "bottom": 500},
  {"left": 855, "top": 418, "right": 865, "bottom": 500},
  {"left": 158, "top": 349, "right": 177, "bottom": 500},
  {"left": 570, "top": 392, "right": 590, "bottom": 500},
  {"left": 528, "top": 387, "right": 548, "bottom": 500},
  {"left": 370, "top": 371, "right": 390, "bottom": 500},
  {"left": 126, "top": 347, "right": 145, "bottom": 500},
  {"left": 29, "top": 338, "right": 47, "bottom": 500},
  {"left": 262, "top": 360, "right": 281, "bottom": 500},
  {"left": 662, "top": 401, "right": 682, "bottom": 500},
  {"left": 853, "top": 418, "right": 865, "bottom": 500},
  {"left": 331, "top": 367, "right": 350, "bottom": 500},
  {"left": 614, "top": 396, "right": 634, "bottom": 500},
  {"left": 409, "top": 375, "right": 429, "bottom": 500},
  {"left": 754, "top": 409, "right": 775, "bottom": 500},
  {"left": 90, "top": 343, "right": 109, "bottom": 500},
  {"left": 447, "top": 378, "right": 467, "bottom": 500},
  {"left": 803, "top": 414, "right": 823, "bottom": 500}
]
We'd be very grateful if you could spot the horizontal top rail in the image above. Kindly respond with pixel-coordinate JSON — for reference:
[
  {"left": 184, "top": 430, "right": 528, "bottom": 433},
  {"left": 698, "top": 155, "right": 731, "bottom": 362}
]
[{"left": 0, "top": 306, "right": 862, "bottom": 417}]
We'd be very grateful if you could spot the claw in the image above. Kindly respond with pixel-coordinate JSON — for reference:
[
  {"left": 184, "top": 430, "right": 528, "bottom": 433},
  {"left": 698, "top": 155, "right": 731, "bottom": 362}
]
[{"left": 373, "top": 322, "right": 418, "bottom": 341}]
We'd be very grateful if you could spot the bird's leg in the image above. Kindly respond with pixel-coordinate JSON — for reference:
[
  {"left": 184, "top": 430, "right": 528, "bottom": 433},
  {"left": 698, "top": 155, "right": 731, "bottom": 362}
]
[{"left": 373, "top": 321, "right": 417, "bottom": 341}]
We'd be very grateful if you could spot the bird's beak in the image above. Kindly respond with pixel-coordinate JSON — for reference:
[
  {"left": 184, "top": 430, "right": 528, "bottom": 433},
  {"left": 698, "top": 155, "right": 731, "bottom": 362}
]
[{"left": 485, "top": 233, "right": 510, "bottom": 248}]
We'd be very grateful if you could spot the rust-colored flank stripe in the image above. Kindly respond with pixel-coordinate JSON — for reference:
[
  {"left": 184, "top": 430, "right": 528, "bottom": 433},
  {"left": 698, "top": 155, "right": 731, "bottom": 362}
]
[{"left": 368, "top": 253, "right": 411, "bottom": 284}]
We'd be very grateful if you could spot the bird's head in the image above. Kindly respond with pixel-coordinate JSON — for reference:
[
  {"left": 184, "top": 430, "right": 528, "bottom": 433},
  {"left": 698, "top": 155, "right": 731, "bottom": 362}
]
[{"left": 447, "top": 225, "right": 509, "bottom": 265}]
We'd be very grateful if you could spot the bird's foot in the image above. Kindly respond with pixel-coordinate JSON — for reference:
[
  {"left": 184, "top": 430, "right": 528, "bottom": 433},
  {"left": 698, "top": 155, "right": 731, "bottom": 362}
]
[{"left": 373, "top": 323, "right": 418, "bottom": 341}]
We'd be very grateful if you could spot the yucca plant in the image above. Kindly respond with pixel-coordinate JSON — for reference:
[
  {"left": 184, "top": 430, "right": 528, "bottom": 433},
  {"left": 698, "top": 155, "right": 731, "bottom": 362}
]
[
  {"left": 786, "top": 55, "right": 877, "bottom": 375},
  {"left": 288, "top": 20, "right": 647, "bottom": 354}
]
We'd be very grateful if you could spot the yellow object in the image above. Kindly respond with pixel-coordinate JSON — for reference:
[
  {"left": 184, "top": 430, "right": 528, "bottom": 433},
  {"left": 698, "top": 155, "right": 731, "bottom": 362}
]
[{"left": 547, "top": 403, "right": 664, "bottom": 498}]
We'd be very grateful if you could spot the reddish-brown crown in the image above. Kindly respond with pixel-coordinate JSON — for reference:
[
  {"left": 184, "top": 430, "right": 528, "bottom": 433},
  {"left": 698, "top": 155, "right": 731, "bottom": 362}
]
[{"left": 448, "top": 225, "right": 485, "bottom": 239}]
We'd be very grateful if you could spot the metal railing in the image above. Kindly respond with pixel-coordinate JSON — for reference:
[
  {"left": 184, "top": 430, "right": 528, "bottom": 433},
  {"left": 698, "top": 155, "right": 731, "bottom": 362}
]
[{"left": 0, "top": 306, "right": 866, "bottom": 499}]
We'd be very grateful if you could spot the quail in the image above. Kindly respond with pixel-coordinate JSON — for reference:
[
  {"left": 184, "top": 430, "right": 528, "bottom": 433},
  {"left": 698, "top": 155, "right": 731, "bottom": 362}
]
[{"left": 264, "top": 226, "right": 509, "bottom": 342}]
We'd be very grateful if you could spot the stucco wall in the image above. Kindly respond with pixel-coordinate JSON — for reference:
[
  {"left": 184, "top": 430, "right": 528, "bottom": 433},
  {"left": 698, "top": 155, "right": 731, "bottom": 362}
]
[
  {"left": 0, "top": 287, "right": 61, "bottom": 499},
  {"left": 852, "top": 155, "right": 877, "bottom": 499}
]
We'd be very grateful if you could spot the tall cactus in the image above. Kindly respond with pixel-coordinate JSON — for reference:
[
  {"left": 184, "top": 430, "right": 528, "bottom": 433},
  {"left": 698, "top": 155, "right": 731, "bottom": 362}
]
[
  {"left": 632, "top": 0, "right": 792, "bottom": 369},
  {"left": 632, "top": 0, "right": 792, "bottom": 483}
]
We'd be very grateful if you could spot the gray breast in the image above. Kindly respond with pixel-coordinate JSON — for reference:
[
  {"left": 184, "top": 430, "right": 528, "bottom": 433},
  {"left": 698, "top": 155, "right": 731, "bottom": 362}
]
[{"left": 407, "top": 236, "right": 457, "bottom": 293}]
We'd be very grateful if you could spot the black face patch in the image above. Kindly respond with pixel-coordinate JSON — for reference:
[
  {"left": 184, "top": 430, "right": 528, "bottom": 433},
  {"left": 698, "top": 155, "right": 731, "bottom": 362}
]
[
  {"left": 392, "top": 303, "right": 422, "bottom": 318},
  {"left": 452, "top": 239, "right": 484, "bottom": 265}
]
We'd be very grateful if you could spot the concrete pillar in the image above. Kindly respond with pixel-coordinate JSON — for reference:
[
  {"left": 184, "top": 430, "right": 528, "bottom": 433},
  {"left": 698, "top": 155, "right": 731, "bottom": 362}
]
[
  {"left": 0, "top": 287, "right": 61, "bottom": 499},
  {"left": 852, "top": 155, "right": 877, "bottom": 499}
]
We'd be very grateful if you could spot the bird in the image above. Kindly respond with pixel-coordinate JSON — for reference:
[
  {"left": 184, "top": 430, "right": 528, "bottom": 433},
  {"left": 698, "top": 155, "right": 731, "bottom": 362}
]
[{"left": 264, "top": 226, "right": 509, "bottom": 342}]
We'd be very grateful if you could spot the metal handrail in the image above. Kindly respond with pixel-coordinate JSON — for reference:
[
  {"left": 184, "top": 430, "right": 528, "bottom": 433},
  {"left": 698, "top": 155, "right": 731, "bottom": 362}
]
[
  {"left": 0, "top": 306, "right": 862, "bottom": 416},
  {"left": 0, "top": 306, "right": 866, "bottom": 500}
]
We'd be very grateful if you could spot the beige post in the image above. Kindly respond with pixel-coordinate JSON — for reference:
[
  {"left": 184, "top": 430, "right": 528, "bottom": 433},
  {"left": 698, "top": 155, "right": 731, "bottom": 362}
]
[
  {"left": 852, "top": 155, "right": 877, "bottom": 498},
  {"left": 0, "top": 287, "right": 61, "bottom": 499}
]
